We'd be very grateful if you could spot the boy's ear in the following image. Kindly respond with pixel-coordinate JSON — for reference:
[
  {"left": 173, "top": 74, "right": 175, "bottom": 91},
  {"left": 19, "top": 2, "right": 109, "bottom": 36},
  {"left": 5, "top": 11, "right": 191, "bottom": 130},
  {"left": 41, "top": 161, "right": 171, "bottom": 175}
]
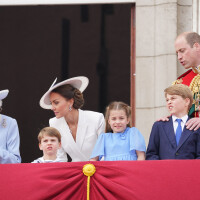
[
  {"left": 185, "top": 98, "right": 190, "bottom": 107},
  {"left": 58, "top": 142, "right": 61, "bottom": 149},
  {"left": 39, "top": 143, "right": 43, "bottom": 150}
]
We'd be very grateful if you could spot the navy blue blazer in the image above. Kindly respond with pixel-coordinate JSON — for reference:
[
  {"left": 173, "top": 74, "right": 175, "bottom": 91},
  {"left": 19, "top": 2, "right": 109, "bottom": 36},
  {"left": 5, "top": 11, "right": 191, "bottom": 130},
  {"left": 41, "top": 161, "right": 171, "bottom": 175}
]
[{"left": 146, "top": 116, "right": 200, "bottom": 160}]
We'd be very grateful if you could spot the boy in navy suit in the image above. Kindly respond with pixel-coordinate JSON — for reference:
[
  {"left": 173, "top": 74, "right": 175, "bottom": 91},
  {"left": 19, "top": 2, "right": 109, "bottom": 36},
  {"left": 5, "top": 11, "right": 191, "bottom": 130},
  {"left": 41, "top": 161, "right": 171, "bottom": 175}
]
[{"left": 146, "top": 84, "right": 200, "bottom": 160}]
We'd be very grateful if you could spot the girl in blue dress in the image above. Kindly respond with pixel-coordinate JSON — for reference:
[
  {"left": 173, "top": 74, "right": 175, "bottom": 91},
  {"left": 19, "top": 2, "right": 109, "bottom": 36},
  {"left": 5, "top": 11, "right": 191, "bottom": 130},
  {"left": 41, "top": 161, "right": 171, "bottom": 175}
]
[{"left": 90, "top": 101, "right": 146, "bottom": 161}]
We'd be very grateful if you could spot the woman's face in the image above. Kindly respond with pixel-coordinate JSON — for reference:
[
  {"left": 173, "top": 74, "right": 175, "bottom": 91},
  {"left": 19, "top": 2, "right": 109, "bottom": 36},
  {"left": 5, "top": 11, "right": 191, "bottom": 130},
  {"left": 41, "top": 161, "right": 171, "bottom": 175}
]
[{"left": 50, "top": 92, "right": 73, "bottom": 119}]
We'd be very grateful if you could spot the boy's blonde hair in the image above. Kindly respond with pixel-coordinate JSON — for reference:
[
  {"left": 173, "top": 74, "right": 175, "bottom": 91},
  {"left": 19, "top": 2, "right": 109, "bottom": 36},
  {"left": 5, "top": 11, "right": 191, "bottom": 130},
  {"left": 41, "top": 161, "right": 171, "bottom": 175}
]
[
  {"left": 164, "top": 84, "right": 193, "bottom": 109},
  {"left": 38, "top": 127, "right": 61, "bottom": 143},
  {"left": 105, "top": 101, "right": 132, "bottom": 133}
]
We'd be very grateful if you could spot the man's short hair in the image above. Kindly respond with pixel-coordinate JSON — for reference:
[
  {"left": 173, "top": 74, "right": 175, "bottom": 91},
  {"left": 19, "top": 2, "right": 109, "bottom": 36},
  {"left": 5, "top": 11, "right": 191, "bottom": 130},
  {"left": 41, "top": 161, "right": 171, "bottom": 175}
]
[{"left": 185, "top": 32, "right": 200, "bottom": 47}]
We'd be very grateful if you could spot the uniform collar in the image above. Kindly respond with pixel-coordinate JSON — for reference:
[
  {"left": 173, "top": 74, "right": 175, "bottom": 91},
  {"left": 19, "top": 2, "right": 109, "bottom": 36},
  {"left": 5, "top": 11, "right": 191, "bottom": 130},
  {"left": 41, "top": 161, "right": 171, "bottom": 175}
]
[{"left": 192, "top": 65, "right": 200, "bottom": 74}]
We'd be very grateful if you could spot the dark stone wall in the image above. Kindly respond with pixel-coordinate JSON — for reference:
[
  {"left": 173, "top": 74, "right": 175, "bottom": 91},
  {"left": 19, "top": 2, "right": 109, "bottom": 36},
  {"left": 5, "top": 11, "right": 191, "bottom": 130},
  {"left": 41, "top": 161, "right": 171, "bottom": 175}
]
[{"left": 0, "top": 4, "right": 131, "bottom": 162}]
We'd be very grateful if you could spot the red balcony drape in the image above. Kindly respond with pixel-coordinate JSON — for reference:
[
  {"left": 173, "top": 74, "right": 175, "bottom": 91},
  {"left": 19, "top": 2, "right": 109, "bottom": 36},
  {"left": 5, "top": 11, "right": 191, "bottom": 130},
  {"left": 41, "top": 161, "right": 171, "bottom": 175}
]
[{"left": 1, "top": 160, "right": 200, "bottom": 200}]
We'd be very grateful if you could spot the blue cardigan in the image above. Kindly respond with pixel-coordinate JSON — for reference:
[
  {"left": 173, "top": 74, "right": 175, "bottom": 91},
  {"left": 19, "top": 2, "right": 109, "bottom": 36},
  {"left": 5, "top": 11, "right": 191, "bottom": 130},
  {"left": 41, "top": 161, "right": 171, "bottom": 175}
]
[{"left": 0, "top": 114, "right": 21, "bottom": 163}]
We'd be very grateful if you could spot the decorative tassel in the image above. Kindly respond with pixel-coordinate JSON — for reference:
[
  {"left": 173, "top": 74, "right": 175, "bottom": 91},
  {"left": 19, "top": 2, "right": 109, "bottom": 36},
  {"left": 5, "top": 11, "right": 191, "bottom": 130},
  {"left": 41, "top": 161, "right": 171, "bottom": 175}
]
[{"left": 83, "top": 164, "right": 96, "bottom": 200}]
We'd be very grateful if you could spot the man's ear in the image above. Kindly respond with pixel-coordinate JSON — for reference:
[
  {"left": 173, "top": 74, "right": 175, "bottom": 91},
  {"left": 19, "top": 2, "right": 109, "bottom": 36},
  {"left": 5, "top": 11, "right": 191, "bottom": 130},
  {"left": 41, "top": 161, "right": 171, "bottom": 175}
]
[{"left": 193, "top": 42, "right": 200, "bottom": 50}]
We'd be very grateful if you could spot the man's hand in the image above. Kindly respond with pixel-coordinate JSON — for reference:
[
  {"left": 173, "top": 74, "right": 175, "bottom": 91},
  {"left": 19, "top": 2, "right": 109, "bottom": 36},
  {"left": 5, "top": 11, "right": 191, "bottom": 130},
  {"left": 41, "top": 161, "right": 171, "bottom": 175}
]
[
  {"left": 186, "top": 118, "right": 200, "bottom": 131},
  {"left": 156, "top": 116, "right": 170, "bottom": 122}
]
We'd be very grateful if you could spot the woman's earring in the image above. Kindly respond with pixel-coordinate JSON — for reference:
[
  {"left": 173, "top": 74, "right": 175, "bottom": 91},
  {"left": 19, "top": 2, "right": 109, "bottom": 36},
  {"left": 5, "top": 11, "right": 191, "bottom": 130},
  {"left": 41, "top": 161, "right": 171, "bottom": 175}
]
[{"left": 69, "top": 106, "right": 72, "bottom": 111}]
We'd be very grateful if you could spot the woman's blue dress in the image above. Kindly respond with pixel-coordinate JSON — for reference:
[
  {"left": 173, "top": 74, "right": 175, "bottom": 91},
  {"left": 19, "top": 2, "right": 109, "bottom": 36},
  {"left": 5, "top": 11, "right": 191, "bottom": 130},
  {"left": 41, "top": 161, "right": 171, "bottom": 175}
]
[{"left": 90, "top": 127, "right": 146, "bottom": 161}]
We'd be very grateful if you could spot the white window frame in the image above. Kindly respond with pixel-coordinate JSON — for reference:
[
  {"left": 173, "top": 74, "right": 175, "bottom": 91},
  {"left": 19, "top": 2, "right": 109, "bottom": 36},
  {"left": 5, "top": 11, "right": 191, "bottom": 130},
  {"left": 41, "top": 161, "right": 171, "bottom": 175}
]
[
  {"left": 193, "top": 0, "right": 200, "bottom": 33},
  {"left": 0, "top": 0, "right": 135, "bottom": 6}
]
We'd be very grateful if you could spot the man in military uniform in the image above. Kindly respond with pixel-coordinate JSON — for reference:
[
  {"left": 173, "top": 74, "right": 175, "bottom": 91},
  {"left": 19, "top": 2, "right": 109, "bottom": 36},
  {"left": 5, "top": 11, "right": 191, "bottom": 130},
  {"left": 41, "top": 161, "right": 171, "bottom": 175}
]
[{"left": 173, "top": 32, "right": 200, "bottom": 130}]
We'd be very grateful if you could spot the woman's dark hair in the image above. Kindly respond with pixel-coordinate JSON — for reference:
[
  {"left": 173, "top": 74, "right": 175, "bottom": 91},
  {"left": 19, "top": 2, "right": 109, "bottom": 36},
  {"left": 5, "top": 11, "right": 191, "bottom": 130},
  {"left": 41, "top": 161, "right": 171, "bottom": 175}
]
[{"left": 52, "top": 84, "right": 84, "bottom": 109}]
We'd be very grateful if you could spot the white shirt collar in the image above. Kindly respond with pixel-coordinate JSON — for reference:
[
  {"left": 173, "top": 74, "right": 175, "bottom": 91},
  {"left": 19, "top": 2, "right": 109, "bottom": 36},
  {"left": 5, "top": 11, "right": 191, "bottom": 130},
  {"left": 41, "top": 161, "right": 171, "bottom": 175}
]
[{"left": 172, "top": 115, "right": 188, "bottom": 124}]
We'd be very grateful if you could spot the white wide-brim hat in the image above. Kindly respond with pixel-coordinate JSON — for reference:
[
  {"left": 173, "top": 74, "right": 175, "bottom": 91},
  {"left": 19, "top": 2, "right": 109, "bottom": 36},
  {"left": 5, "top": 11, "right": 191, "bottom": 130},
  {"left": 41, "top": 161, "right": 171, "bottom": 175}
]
[
  {"left": 0, "top": 90, "right": 9, "bottom": 100},
  {"left": 40, "top": 76, "right": 89, "bottom": 109}
]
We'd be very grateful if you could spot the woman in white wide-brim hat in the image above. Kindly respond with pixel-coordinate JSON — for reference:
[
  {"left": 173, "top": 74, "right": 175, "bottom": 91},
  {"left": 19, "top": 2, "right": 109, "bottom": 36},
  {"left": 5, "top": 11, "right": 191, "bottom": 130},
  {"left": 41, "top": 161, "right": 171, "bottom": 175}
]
[
  {"left": 0, "top": 90, "right": 21, "bottom": 163},
  {"left": 39, "top": 76, "right": 105, "bottom": 162}
]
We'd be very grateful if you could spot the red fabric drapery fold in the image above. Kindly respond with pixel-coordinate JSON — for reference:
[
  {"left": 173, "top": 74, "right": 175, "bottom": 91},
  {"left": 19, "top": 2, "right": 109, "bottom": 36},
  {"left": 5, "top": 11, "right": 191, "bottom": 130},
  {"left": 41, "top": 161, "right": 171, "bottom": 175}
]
[{"left": 1, "top": 160, "right": 200, "bottom": 200}]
